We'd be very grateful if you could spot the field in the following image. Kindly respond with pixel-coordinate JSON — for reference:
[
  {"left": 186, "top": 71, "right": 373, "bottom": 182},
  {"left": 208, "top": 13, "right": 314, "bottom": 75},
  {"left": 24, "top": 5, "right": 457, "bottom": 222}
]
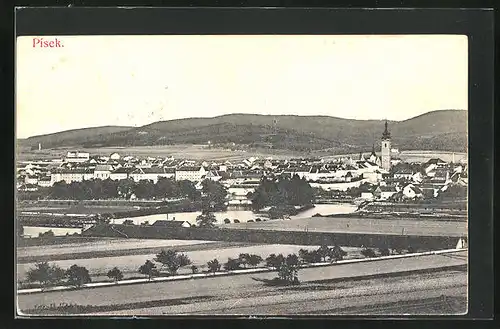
[
  {"left": 17, "top": 251, "right": 467, "bottom": 315},
  {"left": 17, "top": 144, "right": 467, "bottom": 163},
  {"left": 17, "top": 238, "right": 216, "bottom": 258},
  {"left": 17, "top": 243, "right": 362, "bottom": 280},
  {"left": 224, "top": 216, "right": 468, "bottom": 237},
  {"left": 18, "top": 205, "right": 139, "bottom": 214}
]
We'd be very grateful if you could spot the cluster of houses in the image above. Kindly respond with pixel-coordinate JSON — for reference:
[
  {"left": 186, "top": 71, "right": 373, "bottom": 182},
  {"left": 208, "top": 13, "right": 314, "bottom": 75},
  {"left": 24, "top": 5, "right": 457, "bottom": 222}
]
[
  {"left": 360, "top": 158, "right": 468, "bottom": 201},
  {"left": 16, "top": 148, "right": 467, "bottom": 205}
]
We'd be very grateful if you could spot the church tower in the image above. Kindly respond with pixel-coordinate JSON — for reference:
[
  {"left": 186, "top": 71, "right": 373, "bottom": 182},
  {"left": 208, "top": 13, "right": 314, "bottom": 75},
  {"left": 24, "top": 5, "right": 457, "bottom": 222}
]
[{"left": 381, "top": 120, "right": 391, "bottom": 171}]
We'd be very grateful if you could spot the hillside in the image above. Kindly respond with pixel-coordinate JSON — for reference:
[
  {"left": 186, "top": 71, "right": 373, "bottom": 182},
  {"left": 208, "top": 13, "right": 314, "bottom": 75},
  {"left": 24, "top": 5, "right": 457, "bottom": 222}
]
[
  {"left": 17, "top": 110, "right": 468, "bottom": 153},
  {"left": 18, "top": 126, "right": 134, "bottom": 150}
]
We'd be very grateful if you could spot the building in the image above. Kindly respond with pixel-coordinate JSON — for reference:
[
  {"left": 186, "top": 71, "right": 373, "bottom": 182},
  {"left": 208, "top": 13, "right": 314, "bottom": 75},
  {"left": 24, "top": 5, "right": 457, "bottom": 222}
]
[
  {"left": 37, "top": 176, "right": 52, "bottom": 187},
  {"left": 94, "top": 164, "right": 114, "bottom": 180},
  {"left": 110, "top": 152, "right": 121, "bottom": 161},
  {"left": 381, "top": 121, "right": 392, "bottom": 171},
  {"left": 402, "top": 184, "right": 423, "bottom": 199},
  {"left": 151, "top": 220, "right": 192, "bottom": 228},
  {"left": 130, "top": 167, "right": 176, "bottom": 183},
  {"left": 109, "top": 167, "right": 135, "bottom": 181},
  {"left": 65, "top": 151, "right": 90, "bottom": 163},
  {"left": 51, "top": 169, "right": 90, "bottom": 184},
  {"left": 175, "top": 166, "right": 206, "bottom": 182}
]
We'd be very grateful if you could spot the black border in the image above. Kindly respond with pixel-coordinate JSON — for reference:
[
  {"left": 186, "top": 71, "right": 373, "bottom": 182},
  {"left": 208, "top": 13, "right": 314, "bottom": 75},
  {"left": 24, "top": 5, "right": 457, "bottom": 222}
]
[{"left": 7, "top": 5, "right": 495, "bottom": 327}]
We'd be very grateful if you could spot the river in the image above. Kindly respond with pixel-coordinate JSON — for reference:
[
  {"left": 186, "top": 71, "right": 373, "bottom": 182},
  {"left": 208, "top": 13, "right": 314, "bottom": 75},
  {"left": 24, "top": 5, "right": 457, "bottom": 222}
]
[{"left": 22, "top": 203, "right": 357, "bottom": 237}]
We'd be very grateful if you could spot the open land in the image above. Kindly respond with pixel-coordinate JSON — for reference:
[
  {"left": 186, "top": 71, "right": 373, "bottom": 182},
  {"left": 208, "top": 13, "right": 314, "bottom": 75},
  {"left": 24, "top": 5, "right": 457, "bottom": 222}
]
[
  {"left": 17, "top": 144, "right": 467, "bottom": 163},
  {"left": 17, "top": 251, "right": 467, "bottom": 315},
  {"left": 223, "top": 216, "right": 467, "bottom": 237},
  {"left": 18, "top": 243, "right": 362, "bottom": 280}
]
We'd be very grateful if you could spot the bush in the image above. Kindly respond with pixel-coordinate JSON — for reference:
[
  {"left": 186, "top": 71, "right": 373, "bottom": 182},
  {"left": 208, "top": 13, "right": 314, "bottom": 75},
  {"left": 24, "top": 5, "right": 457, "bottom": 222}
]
[
  {"left": 361, "top": 248, "right": 377, "bottom": 258},
  {"left": 378, "top": 248, "right": 391, "bottom": 256},
  {"left": 106, "top": 267, "right": 123, "bottom": 282},
  {"left": 224, "top": 258, "right": 242, "bottom": 271},
  {"left": 66, "top": 265, "right": 92, "bottom": 287}
]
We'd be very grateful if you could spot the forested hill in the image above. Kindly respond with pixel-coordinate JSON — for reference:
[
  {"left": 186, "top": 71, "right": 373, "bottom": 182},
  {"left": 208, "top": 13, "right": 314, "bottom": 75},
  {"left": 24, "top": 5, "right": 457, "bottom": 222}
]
[{"left": 18, "top": 110, "right": 467, "bottom": 153}]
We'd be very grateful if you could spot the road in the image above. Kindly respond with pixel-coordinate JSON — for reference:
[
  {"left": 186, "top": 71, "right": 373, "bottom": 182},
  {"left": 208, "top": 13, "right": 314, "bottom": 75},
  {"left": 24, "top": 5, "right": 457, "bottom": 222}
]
[
  {"left": 224, "top": 217, "right": 467, "bottom": 237},
  {"left": 18, "top": 251, "right": 467, "bottom": 315}
]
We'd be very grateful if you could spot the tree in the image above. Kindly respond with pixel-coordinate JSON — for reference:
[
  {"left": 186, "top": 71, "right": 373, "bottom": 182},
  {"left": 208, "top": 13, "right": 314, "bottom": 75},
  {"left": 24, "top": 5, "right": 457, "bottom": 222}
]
[
  {"left": 133, "top": 180, "right": 156, "bottom": 199},
  {"left": 196, "top": 211, "right": 217, "bottom": 228},
  {"left": 191, "top": 265, "right": 198, "bottom": 274},
  {"left": 238, "top": 253, "right": 250, "bottom": 268},
  {"left": 154, "top": 249, "right": 192, "bottom": 275},
  {"left": 223, "top": 218, "right": 231, "bottom": 224},
  {"left": 26, "top": 262, "right": 65, "bottom": 288},
  {"left": 207, "top": 259, "right": 221, "bottom": 274},
  {"left": 247, "top": 254, "right": 263, "bottom": 267},
  {"left": 138, "top": 260, "right": 158, "bottom": 280},
  {"left": 265, "top": 253, "right": 285, "bottom": 270},
  {"left": 224, "top": 258, "right": 242, "bottom": 271},
  {"left": 117, "top": 178, "right": 135, "bottom": 199},
  {"left": 66, "top": 265, "right": 92, "bottom": 287},
  {"left": 107, "top": 267, "right": 123, "bottom": 282},
  {"left": 329, "top": 245, "right": 347, "bottom": 262},
  {"left": 317, "top": 245, "right": 330, "bottom": 262},
  {"left": 276, "top": 254, "right": 300, "bottom": 285},
  {"left": 122, "top": 219, "right": 134, "bottom": 225},
  {"left": 361, "top": 248, "right": 377, "bottom": 258},
  {"left": 379, "top": 247, "right": 391, "bottom": 256},
  {"left": 201, "top": 180, "right": 228, "bottom": 211}
]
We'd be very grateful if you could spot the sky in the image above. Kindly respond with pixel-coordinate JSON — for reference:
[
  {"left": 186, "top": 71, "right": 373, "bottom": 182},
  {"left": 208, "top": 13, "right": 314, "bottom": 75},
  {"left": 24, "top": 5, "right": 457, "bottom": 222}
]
[{"left": 16, "top": 35, "right": 468, "bottom": 138}]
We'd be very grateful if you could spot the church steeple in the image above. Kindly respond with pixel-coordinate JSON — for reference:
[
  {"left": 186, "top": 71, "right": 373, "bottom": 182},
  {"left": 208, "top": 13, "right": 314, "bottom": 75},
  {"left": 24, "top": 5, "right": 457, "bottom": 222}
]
[
  {"left": 382, "top": 120, "right": 391, "bottom": 140},
  {"left": 371, "top": 143, "right": 376, "bottom": 156}
]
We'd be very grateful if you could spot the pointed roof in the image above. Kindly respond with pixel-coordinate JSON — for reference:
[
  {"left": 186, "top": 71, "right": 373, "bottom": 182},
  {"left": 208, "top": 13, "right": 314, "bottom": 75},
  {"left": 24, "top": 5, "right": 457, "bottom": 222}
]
[{"left": 382, "top": 120, "right": 391, "bottom": 140}]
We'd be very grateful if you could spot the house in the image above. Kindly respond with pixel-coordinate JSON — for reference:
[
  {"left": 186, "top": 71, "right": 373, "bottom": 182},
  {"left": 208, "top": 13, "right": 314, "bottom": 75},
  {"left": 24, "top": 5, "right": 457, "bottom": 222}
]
[
  {"left": 51, "top": 169, "right": 90, "bottom": 184},
  {"left": 374, "top": 185, "right": 397, "bottom": 200},
  {"left": 402, "top": 184, "right": 423, "bottom": 199},
  {"left": 37, "top": 176, "right": 52, "bottom": 187},
  {"left": 24, "top": 175, "right": 38, "bottom": 185},
  {"left": 65, "top": 151, "right": 90, "bottom": 163},
  {"left": 94, "top": 164, "right": 114, "bottom": 180},
  {"left": 109, "top": 167, "right": 135, "bottom": 181},
  {"left": 205, "top": 170, "right": 223, "bottom": 182},
  {"left": 110, "top": 153, "right": 121, "bottom": 160},
  {"left": 394, "top": 169, "right": 415, "bottom": 180},
  {"left": 175, "top": 166, "right": 206, "bottom": 182},
  {"left": 360, "top": 192, "right": 374, "bottom": 200},
  {"left": 130, "top": 167, "right": 176, "bottom": 183},
  {"left": 152, "top": 220, "right": 191, "bottom": 228}
]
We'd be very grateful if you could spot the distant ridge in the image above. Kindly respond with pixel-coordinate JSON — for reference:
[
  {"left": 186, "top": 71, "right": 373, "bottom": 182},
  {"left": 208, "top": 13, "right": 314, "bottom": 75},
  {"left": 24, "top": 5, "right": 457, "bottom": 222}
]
[{"left": 18, "top": 110, "right": 467, "bottom": 153}]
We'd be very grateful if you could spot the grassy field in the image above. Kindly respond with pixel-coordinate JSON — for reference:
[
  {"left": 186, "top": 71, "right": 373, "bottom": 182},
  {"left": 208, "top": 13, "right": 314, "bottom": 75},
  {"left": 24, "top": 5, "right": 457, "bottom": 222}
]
[
  {"left": 17, "top": 244, "right": 363, "bottom": 280},
  {"left": 17, "top": 144, "right": 467, "bottom": 163},
  {"left": 18, "top": 205, "right": 139, "bottom": 214},
  {"left": 17, "top": 238, "right": 216, "bottom": 258},
  {"left": 17, "top": 252, "right": 467, "bottom": 315},
  {"left": 223, "top": 216, "right": 468, "bottom": 237}
]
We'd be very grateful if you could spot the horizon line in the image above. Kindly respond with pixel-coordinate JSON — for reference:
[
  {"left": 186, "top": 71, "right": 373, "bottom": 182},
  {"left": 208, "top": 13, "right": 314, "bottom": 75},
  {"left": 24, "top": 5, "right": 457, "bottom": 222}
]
[{"left": 19, "top": 109, "right": 466, "bottom": 140}]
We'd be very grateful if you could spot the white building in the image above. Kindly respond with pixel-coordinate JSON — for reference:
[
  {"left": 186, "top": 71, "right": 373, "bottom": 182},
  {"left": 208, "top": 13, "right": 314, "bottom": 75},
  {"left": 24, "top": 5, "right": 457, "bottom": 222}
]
[
  {"left": 109, "top": 167, "right": 134, "bottom": 181},
  {"left": 402, "top": 184, "right": 423, "bottom": 199},
  {"left": 130, "top": 167, "right": 176, "bottom": 183},
  {"left": 94, "top": 164, "right": 114, "bottom": 180},
  {"left": 175, "top": 166, "right": 206, "bottom": 182},
  {"left": 65, "top": 151, "right": 90, "bottom": 163},
  {"left": 110, "top": 152, "right": 121, "bottom": 161}
]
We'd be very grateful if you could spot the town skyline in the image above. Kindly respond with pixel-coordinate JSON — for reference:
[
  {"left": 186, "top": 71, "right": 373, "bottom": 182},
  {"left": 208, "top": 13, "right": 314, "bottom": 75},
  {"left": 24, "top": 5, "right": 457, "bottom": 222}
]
[{"left": 16, "top": 35, "right": 467, "bottom": 139}]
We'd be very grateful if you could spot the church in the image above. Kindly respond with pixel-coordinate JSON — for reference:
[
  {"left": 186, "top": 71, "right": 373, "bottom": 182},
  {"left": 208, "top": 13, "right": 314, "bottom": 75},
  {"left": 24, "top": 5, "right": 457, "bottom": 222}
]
[{"left": 359, "top": 121, "right": 392, "bottom": 171}]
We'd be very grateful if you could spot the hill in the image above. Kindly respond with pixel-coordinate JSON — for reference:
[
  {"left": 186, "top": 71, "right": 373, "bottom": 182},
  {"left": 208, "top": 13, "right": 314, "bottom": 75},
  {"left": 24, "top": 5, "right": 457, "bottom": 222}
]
[
  {"left": 17, "top": 110, "right": 467, "bottom": 153},
  {"left": 18, "top": 126, "right": 134, "bottom": 150}
]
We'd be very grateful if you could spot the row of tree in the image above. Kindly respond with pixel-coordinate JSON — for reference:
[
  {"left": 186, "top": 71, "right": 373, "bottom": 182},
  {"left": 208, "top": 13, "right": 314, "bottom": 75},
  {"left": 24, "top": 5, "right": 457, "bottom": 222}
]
[
  {"left": 25, "top": 262, "right": 91, "bottom": 288},
  {"left": 47, "top": 178, "right": 202, "bottom": 201},
  {"left": 248, "top": 175, "right": 315, "bottom": 211},
  {"left": 25, "top": 245, "right": 415, "bottom": 288}
]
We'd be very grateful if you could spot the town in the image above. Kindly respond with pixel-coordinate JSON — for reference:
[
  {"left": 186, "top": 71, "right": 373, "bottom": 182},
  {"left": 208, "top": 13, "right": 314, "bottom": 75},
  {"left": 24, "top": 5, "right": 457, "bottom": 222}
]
[{"left": 17, "top": 122, "right": 467, "bottom": 217}]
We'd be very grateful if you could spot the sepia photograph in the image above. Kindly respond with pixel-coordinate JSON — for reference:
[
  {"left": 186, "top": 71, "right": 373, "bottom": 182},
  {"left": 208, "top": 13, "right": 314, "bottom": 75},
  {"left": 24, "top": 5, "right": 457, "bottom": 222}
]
[{"left": 15, "top": 33, "right": 468, "bottom": 317}]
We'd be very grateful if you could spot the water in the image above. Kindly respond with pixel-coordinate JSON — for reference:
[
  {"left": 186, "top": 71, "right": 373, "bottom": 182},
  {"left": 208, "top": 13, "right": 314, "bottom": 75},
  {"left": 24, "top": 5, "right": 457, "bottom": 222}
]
[{"left": 110, "top": 203, "right": 357, "bottom": 226}]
